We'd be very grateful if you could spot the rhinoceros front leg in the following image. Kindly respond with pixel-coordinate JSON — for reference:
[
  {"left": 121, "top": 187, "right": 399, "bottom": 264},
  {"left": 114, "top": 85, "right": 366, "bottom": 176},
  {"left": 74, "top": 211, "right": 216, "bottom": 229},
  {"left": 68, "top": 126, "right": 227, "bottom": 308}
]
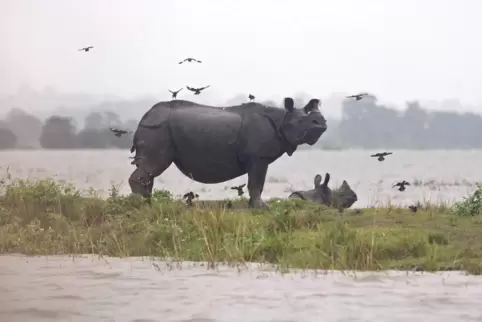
[{"left": 247, "top": 161, "right": 269, "bottom": 209}]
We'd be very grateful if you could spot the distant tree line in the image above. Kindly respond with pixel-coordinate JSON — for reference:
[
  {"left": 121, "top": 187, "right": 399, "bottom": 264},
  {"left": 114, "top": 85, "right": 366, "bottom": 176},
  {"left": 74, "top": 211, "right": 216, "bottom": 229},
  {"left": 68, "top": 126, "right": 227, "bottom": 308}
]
[
  {"left": 1, "top": 95, "right": 482, "bottom": 150},
  {"left": 0, "top": 108, "right": 138, "bottom": 150},
  {"left": 319, "top": 95, "right": 482, "bottom": 149}
]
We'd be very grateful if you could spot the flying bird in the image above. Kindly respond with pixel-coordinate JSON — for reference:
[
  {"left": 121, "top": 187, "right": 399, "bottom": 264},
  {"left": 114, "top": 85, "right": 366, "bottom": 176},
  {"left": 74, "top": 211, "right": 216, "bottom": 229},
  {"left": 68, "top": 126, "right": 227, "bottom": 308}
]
[
  {"left": 248, "top": 94, "right": 255, "bottom": 101},
  {"left": 186, "top": 85, "right": 210, "bottom": 95},
  {"left": 183, "top": 191, "right": 199, "bottom": 206},
  {"left": 346, "top": 93, "right": 368, "bottom": 101},
  {"left": 109, "top": 127, "right": 132, "bottom": 138},
  {"left": 78, "top": 46, "right": 94, "bottom": 52},
  {"left": 179, "top": 57, "right": 202, "bottom": 64},
  {"left": 393, "top": 180, "right": 410, "bottom": 192},
  {"left": 371, "top": 152, "right": 393, "bottom": 162},
  {"left": 169, "top": 88, "right": 183, "bottom": 99},
  {"left": 231, "top": 184, "right": 246, "bottom": 197}
]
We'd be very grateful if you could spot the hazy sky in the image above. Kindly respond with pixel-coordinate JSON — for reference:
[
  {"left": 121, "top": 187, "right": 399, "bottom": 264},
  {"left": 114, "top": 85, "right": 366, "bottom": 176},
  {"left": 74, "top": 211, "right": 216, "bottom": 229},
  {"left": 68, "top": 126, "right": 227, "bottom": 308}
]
[{"left": 2, "top": 0, "right": 482, "bottom": 108}]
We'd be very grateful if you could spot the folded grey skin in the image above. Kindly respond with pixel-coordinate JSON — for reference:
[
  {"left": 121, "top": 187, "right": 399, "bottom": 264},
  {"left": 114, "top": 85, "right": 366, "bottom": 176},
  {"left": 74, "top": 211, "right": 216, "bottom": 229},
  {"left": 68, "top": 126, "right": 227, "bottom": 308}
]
[{"left": 289, "top": 174, "right": 357, "bottom": 209}]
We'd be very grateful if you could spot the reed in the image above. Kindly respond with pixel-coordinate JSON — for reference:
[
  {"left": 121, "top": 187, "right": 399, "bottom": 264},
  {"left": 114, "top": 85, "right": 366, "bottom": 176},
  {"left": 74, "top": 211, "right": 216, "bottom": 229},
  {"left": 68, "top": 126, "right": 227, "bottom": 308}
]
[{"left": 1, "top": 178, "right": 481, "bottom": 274}]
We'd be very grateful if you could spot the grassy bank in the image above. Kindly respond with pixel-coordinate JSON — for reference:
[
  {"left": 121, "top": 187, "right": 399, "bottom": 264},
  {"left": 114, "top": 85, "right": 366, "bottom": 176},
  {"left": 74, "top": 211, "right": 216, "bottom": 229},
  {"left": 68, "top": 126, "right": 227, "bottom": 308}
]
[{"left": 1, "top": 179, "right": 482, "bottom": 274}]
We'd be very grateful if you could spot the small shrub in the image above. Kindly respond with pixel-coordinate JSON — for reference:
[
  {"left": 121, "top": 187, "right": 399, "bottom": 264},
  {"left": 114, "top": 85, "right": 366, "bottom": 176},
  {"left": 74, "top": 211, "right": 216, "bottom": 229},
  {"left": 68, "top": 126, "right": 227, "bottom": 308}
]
[{"left": 453, "top": 184, "right": 482, "bottom": 216}]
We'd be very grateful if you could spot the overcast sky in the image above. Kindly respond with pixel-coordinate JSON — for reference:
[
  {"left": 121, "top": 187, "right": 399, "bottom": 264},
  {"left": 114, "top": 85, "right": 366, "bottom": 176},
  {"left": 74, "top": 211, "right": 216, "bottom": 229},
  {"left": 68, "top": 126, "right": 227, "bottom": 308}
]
[{"left": 2, "top": 0, "right": 482, "bottom": 109}]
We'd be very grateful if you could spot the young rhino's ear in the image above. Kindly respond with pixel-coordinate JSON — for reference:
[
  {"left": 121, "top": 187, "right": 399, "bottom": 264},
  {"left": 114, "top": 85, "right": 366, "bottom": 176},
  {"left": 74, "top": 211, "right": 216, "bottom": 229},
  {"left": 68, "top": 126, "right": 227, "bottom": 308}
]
[
  {"left": 314, "top": 174, "right": 322, "bottom": 188},
  {"left": 323, "top": 172, "right": 330, "bottom": 186},
  {"left": 284, "top": 97, "right": 294, "bottom": 112}
]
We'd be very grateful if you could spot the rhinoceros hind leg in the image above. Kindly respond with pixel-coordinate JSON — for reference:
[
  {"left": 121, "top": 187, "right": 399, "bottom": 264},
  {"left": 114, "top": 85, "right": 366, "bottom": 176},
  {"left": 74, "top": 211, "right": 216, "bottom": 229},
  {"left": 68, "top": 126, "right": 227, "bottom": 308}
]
[{"left": 247, "top": 161, "right": 269, "bottom": 209}]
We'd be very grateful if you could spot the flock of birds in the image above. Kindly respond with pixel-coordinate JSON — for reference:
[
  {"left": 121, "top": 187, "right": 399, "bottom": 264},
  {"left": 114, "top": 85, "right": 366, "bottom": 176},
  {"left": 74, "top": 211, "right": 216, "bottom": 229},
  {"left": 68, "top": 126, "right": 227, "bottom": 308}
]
[
  {"left": 347, "top": 94, "right": 411, "bottom": 195},
  {"left": 78, "top": 47, "right": 412, "bottom": 209}
]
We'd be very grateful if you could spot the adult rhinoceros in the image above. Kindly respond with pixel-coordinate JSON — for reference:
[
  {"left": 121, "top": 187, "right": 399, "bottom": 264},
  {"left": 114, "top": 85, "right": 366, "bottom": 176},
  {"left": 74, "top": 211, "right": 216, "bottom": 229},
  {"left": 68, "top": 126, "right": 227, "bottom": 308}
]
[{"left": 128, "top": 97, "right": 327, "bottom": 208}]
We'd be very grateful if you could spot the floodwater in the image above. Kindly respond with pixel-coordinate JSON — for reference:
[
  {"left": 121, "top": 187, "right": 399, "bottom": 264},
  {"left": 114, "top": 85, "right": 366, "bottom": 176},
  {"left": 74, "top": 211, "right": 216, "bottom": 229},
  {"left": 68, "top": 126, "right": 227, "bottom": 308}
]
[
  {"left": 1, "top": 149, "right": 481, "bottom": 207},
  {"left": 1, "top": 150, "right": 482, "bottom": 321},
  {"left": 0, "top": 255, "right": 481, "bottom": 322}
]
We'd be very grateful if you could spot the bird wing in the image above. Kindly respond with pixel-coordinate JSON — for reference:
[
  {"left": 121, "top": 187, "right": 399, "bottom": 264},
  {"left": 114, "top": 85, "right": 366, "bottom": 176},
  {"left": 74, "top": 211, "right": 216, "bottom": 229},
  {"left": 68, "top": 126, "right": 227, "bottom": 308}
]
[
  {"left": 230, "top": 187, "right": 237, "bottom": 190},
  {"left": 385, "top": 152, "right": 393, "bottom": 156},
  {"left": 199, "top": 85, "right": 210, "bottom": 90},
  {"left": 240, "top": 184, "right": 246, "bottom": 188},
  {"left": 177, "top": 88, "right": 183, "bottom": 93},
  {"left": 168, "top": 90, "right": 174, "bottom": 93},
  {"left": 196, "top": 59, "right": 202, "bottom": 63},
  {"left": 88, "top": 46, "right": 93, "bottom": 49},
  {"left": 392, "top": 183, "right": 400, "bottom": 187},
  {"left": 186, "top": 86, "right": 195, "bottom": 91},
  {"left": 370, "top": 154, "right": 379, "bottom": 157},
  {"left": 109, "top": 127, "right": 117, "bottom": 132}
]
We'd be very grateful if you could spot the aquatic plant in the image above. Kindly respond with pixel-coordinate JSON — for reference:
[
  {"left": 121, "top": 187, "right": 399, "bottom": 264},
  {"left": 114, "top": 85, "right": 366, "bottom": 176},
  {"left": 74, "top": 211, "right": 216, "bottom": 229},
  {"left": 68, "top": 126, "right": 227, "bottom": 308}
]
[{"left": 0, "top": 179, "right": 482, "bottom": 275}]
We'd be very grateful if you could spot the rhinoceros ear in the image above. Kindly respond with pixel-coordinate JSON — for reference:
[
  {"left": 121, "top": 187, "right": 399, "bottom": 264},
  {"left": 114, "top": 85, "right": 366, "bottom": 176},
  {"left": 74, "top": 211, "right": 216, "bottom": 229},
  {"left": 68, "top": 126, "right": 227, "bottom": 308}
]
[
  {"left": 284, "top": 97, "right": 294, "bottom": 112},
  {"left": 314, "top": 174, "right": 322, "bottom": 188},
  {"left": 323, "top": 172, "right": 330, "bottom": 186},
  {"left": 304, "top": 99, "right": 320, "bottom": 114}
]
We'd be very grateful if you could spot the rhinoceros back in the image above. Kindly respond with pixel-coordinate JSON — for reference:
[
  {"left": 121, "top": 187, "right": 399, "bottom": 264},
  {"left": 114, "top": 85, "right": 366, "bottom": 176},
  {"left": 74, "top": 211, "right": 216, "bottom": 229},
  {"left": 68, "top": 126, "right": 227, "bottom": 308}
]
[{"left": 138, "top": 101, "right": 172, "bottom": 128}]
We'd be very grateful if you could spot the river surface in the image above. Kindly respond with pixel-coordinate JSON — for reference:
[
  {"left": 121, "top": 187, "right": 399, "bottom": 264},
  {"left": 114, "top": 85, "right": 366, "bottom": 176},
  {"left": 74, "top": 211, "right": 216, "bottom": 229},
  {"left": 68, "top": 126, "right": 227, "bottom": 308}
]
[
  {"left": 1, "top": 149, "right": 481, "bottom": 207},
  {"left": 0, "top": 255, "right": 481, "bottom": 322}
]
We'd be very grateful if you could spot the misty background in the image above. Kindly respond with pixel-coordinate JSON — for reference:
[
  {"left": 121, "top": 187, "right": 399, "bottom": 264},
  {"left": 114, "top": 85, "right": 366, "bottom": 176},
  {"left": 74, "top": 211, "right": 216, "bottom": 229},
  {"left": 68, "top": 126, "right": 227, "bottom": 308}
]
[{"left": 2, "top": 0, "right": 482, "bottom": 150}]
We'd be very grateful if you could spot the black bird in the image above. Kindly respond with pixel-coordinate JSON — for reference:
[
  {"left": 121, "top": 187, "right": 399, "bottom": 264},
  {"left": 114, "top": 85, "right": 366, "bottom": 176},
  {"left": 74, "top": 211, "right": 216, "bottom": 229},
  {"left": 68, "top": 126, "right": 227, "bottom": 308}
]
[
  {"left": 248, "top": 94, "right": 255, "bottom": 101},
  {"left": 408, "top": 205, "right": 418, "bottom": 213},
  {"left": 186, "top": 85, "right": 210, "bottom": 95},
  {"left": 346, "top": 93, "right": 368, "bottom": 101},
  {"left": 183, "top": 191, "right": 199, "bottom": 206},
  {"left": 371, "top": 152, "right": 393, "bottom": 162},
  {"left": 231, "top": 184, "right": 246, "bottom": 197},
  {"left": 109, "top": 127, "right": 132, "bottom": 138},
  {"left": 169, "top": 88, "right": 183, "bottom": 99},
  {"left": 393, "top": 181, "right": 410, "bottom": 192},
  {"left": 179, "top": 57, "right": 202, "bottom": 64},
  {"left": 78, "top": 46, "right": 94, "bottom": 52}
]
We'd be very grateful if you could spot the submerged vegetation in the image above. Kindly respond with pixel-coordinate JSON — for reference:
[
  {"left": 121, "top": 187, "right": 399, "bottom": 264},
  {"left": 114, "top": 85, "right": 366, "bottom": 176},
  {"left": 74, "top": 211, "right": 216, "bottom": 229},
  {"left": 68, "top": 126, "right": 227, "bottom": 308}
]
[{"left": 1, "top": 179, "right": 482, "bottom": 274}]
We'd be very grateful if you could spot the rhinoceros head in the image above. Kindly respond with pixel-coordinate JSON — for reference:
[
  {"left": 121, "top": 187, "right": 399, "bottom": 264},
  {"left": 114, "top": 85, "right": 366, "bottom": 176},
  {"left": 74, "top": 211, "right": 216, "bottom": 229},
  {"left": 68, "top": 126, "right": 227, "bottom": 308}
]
[
  {"left": 331, "top": 180, "right": 358, "bottom": 209},
  {"left": 279, "top": 98, "right": 327, "bottom": 155}
]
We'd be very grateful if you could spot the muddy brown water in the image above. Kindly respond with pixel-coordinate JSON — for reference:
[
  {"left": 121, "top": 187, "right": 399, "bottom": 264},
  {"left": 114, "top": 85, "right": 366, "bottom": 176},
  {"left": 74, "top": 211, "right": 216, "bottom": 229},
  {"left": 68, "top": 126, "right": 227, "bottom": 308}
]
[
  {"left": 1, "top": 150, "right": 482, "bottom": 321},
  {"left": 1, "top": 149, "right": 481, "bottom": 207},
  {"left": 1, "top": 255, "right": 481, "bottom": 322}
]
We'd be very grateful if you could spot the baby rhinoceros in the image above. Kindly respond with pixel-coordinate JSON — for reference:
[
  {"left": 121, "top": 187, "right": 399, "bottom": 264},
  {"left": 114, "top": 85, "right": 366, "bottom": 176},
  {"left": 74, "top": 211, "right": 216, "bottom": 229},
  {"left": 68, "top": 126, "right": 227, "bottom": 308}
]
[
  {"left": 288, "top": 173, "right": 333, "bottom": 205},
  {"left": 288, "top": 174, "right": 358, "bottom": 209}
]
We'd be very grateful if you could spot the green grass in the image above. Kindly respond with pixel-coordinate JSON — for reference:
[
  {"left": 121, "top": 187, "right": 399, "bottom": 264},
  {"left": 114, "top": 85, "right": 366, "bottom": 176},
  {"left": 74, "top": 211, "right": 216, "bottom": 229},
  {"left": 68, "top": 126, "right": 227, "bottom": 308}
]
[{"left": 1, "top": 178, "right": 482, "bottom": 274}]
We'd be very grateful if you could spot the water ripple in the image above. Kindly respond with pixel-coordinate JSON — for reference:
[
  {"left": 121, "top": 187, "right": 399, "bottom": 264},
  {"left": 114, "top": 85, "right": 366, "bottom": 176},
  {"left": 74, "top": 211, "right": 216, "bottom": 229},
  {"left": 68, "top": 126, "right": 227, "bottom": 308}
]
[{"left": 1, "top": 255, "right": 482, "bottom": 321}]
